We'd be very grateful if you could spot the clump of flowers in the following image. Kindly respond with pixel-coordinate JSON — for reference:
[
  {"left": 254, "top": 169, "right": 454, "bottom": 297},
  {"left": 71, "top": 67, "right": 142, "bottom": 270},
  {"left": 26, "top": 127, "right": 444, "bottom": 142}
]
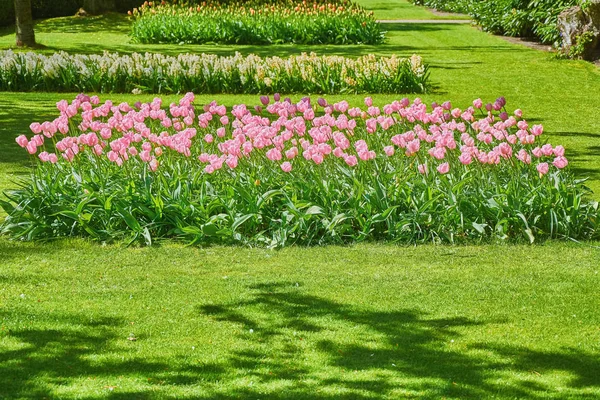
[
  {"left": 0, "top": 50, "right": 429, "bottom": 94},
  {"left": 2, "top": 93, "right": 598, "bottom": 245},
  {"left": 130, "top": 0, "right": 384, "bottom": 45}
]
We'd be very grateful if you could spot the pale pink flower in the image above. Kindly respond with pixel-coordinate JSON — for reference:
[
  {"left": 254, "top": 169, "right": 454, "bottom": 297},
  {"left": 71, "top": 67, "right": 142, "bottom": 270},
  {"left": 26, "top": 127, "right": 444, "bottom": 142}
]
[
  {"left": 406, "top": 139, "right": 420, "bottom": 156},
  {"left": 204, "top": 134, "right": 214, "bottom": 143},
  {"left": 418, "top": 164, "right": 427, "bottom": 175},
  {"left": 437, "top": 162, "right": 450, "bottom": 174},
  {"left": 30, "top": 122, "right": 42, "bottom": 134},
  {"left": 541, "top": 144, "right": 553, "bottom": 156},
  {"left": 26, "top": 141, "right": 37, "bottom": 155},
  {"left": 552, "top": 156, "right": 568, "bottom": 169},
  {"left": 16, "top": 135, "right": 29, "bottom": 147},
  {"left": 531, "top": 124, "right": 543, "bottom": 136},
  {"left": 537, "top": 162, "right": 549, "bottom": 176},
  {"left": 473, "top": 98, "right": 483, "bottom": 109},
  {"left": 266, "top": 148, "right": 282, "bottom": 161},
  {"left": 459, "top": 152, "right": 472, "bottom": 165},
  {"left": 280, "top": 162, "right": 292, "bottom": 172},
  {"left": 149, "top": 158, "right": 159, "bottom": 172},
  {"left": 364, "top": 97, "right": 373, "bottom": 107},
  {"left": 384, "top": 146, "right": 395, "bottom": 156},
  {"left": 344, "top": 155, "right": 358, "bottom": 166},
  {"left": 226, "top": 156, "right": 238, "bottom": 169},
  {"left": 553, "top": 145, "right": 565, "bottom": 157},
  {"left": 517, "top": 149, "right": 531, "bottom": 164},
  {"left": 107, "top": 151, "right": 119, "bottom": 162},
  {"left": 38, "top": 151, "right": 50, "bottom": 162}
]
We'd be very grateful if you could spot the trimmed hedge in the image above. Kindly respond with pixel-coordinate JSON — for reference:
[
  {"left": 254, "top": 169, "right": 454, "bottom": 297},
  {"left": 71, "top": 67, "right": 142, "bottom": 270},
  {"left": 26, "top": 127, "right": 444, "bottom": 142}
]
[{"left": 411, "top": 0, "right": 579, "bottom": 45}]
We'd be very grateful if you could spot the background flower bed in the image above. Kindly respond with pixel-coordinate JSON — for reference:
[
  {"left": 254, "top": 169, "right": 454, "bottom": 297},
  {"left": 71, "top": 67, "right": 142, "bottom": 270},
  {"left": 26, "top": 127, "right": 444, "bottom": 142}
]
[
  {"left": 130, "top": 0, "right": 385, "bottom": 45},
  {"left": 410, "top": 0, "right": 579, "bottom": 44},
  {"left": 2, "top": 93, "right": 597, "bottom": 246},
  {"left": 0, "top": 51, "right": 429, "bottom": 94}
]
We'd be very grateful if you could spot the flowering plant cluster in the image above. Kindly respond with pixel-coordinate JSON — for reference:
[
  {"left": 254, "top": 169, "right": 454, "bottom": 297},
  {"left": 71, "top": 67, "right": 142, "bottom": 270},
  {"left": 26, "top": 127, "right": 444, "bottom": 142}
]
[
  {"left": 130, "top": 0, "right": 384, "bottom": 45},
  {"left": 0, "top": 50, "right": 429, "bottom": 94},
  {"left": 2, "top": 93, "right": 598, "bottom": 245}
]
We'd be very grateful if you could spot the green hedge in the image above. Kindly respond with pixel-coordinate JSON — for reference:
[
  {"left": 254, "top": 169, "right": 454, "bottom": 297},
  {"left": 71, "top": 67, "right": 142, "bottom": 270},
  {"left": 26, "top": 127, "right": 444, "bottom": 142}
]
[{"left": 411, "top": 0, "right": 579, "bottom": 44}]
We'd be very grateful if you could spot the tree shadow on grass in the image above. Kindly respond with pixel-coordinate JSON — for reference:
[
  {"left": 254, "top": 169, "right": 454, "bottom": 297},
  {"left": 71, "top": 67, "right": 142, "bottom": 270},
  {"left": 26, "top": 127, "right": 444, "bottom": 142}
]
[
  {"left": 33, "top": 13, "right": 131, "bottom": 35},
  {"left": 194, "top": 281, "right": 600, "bottom": 399},
  {"left": 0, "top": 280, "right": 599, "bottom": 398}
]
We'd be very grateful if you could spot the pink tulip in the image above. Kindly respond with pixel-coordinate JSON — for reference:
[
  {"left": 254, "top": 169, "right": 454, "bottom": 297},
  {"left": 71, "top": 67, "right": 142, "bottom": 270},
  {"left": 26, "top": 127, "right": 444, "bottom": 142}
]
[
  {"left": 26, "top": 141, "right": 37, "bottom": 155},
  {"left": 473, "top": 98, "right": 483, "bottom": 109},
  {"left": 364, "top": 97, "right": 373, "bottom": 107},
  {"left": 15, "top": 135, "right": 29, "bottom": 148},
  {"left": 537, "top": 162, "right": 549, "bottom": 176},
  {"left": 30, "top": 122, "right": 42, "bottom": 134},
  {"left": 384, "top": 146, "right": 395, "bottom": 156},
  {"left": 406, "top": 139, "right": 420, "bottom": 156},
  {"left": 517, "top": 149, "right": 531, "bottom": 164},
  {"left": 107, "top": 151, "right": 119, "bottom": 162},
  {"left": 226, "top": 156, "right": 238, "bottom": 169},
  {"left": 531, "top": 124, "right": 543, "bottom": 136},
  {"left": 418, "top": 164, "right": 427, "bottom": 175},
  {"left": 459, "top": 152, "right": 472, "bottom": 165},
  {"left": 552, "top": 156, "right": 568, "bottom": 169},
  {"left": 344, "top": 155, "right": 358, "bottom": 167},
  {"left": 38, "top": 151, "right": 50, "bottom": 162},
  {"left": 437, "top": 162, "right": 450, "bottom": 174},
  {"left": 553, "top": 145, "right": 565, "bottom": 157},
  {"left": 280, "top": 162, "right": 292, "bottom": 172},
  {"left": 541, "top": 144, "right": 553, "bottom": 156}
]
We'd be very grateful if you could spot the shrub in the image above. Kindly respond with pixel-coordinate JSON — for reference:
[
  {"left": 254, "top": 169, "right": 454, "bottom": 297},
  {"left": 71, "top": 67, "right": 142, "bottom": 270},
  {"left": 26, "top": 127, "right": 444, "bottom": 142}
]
[
  {"left": 0, "top": 50, "right": 430, "bottom": 94},
  {"left": 2, "top": 94, "right": 598, "bottom": 246},
  {"left": 130, "top": 0, "right": 385, "bottom": 45},
  {"left": 410, "top": 0, "right": 580, "bottom": 44}
]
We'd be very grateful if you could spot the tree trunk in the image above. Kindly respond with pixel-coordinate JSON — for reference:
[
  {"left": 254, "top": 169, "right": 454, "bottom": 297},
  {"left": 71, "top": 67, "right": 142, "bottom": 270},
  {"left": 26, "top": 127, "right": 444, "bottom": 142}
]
[
  {"left": 14, "top": 0, "right": 36, "bottom": 47},
  {"left": 83, "top": 0, "right": 116, "bottom": 15}
]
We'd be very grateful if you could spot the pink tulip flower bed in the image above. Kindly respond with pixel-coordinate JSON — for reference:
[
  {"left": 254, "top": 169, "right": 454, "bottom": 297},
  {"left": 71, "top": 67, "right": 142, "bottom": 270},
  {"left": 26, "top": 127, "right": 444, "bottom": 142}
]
[{"left": 1, "top": 93, "right": 598, "bottom": 245}]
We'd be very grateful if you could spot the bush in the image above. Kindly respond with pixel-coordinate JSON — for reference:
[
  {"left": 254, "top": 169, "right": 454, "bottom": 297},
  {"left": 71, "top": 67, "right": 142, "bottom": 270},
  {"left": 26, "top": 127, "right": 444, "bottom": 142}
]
[
  {"left": 411, "top": 0, "right": 580, "bottom": 44},
  {"left": 2, "top": 94, "right": 598, "bottom": 246}
]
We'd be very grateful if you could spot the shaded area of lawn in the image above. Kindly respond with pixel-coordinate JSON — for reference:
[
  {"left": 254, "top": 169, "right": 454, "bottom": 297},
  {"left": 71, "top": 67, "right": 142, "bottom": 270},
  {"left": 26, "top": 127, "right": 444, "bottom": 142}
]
[{"left": 0, "top": 241, "right": 599, "bottom": 398}]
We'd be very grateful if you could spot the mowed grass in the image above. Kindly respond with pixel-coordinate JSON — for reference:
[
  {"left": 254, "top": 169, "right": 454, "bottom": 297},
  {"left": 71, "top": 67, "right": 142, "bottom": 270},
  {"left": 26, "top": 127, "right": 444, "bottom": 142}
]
[
  {"left": 1, "top": 240, "right": 599, "bottom": 398},
  {"left": 0, "top": 2, "right": 600, "bottom": 398}
]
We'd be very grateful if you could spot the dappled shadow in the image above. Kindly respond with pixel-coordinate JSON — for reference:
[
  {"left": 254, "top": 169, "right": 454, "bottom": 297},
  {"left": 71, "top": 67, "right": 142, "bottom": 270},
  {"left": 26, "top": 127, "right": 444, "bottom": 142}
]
[
  {"left": 193, "top": 281, "right": 600, "bottom": 398},
  {"left": 0, "top": 280, "right": 598, "bottom": 398},
  {"left": 34, "top": 13, "right": 131, "bottom": 35},
  {"left": 0, "top": 98, "right": 56, "bottom": 166}
]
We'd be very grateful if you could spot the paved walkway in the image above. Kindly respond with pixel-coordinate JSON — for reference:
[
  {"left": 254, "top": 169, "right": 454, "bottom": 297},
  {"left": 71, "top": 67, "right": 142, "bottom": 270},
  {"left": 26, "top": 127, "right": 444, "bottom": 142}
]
[{"left": 377, "top": 19, "right": 471, "bottom": 24}]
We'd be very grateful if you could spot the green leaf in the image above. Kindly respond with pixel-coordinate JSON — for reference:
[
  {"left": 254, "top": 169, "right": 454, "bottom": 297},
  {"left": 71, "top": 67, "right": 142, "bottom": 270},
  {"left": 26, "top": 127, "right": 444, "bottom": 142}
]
[
  {"left": 305, "top": 205, "right": 323, "bottom": 215},
  {"left": 202, "top": 223, "right": 218, "bottom": 236},
  {"left": 472, "top": 222, "right": 487, "bottom": 234}
]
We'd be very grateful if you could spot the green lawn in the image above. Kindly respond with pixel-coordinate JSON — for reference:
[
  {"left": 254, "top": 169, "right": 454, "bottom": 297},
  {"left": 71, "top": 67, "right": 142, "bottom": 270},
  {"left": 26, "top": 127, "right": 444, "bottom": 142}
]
[
  {"left": 1, "top": 240, "right": 599, "bottom": 398},
  {"left": 1, "top": 1, "right": 600, "bottom": 398},
  {"left": 356, "top": 0, "right": 470, "bottom": 20}
]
